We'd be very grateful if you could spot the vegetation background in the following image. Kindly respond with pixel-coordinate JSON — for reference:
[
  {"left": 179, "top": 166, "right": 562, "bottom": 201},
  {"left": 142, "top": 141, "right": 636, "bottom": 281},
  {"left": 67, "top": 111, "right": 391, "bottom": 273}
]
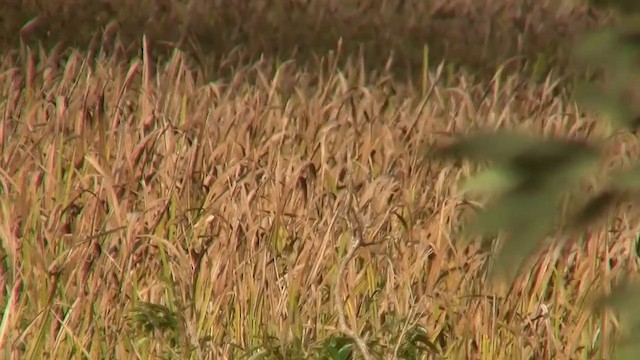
[
  {"left": 2, "top": 0, "right": 640, "bottom": 359},
  {"left": 3, "top": 0, "right": 610, "bottom": 80}
]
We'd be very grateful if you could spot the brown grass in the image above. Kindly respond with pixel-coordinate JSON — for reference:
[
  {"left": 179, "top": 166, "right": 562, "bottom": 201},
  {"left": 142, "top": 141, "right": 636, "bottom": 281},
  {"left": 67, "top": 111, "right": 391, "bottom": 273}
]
[
  {"left": 5, "top": 0, "right": 611, "bottom": 82},
  {"left": 1, "top": 14, "right": 640, "bottom": 360}
]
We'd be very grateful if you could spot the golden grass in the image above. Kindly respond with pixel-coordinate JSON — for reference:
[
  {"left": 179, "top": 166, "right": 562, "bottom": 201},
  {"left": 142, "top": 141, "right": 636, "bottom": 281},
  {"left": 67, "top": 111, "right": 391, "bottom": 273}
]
[{"left": 1, "top": 34, "right": 640, "bottom": 359}]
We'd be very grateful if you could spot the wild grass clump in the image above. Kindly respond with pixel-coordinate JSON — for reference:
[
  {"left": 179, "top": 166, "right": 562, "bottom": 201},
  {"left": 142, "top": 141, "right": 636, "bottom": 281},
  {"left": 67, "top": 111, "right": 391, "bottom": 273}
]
[{"left": 2, "top": 26, "right": 640, "bottom": 358}]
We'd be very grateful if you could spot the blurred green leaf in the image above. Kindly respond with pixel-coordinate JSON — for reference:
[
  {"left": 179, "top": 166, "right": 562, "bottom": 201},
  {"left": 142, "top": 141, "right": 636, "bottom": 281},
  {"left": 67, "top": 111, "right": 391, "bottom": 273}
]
[
  {"left": 613, "top": 343, "right": 640, "bottom": 360},
  {"left": 436, "top": 132, "right": 598, "bottom": 180},
  {"left": 434, "top": 131, "right": 540, "bottom": 164},
  {"left": 507, "top": 138, "right": 599, "bottom": 182},
  {"left": 458, "top": 167, "right": 518, "bottom": 196},
  {"left": 593, "top": 281, "right": 640, "bottom": 325},
  {"left": 575, "top": 82, "right": 637, "bottom": 130},
  {"left": 439, "top": 129, "right": 599, "bottom": 280},
  {"left": 465, "top": 189, "right": 560, "bottom": 237},
  {"left": 591, "top": 280, "right": 640, "bottom": 360},
  {"left": 465, "top": 189, "right": 561, "bottom": 280},
  {"left": 573, "top": 29, "right": 620, "bottom": 65},
  {"left": 611, "top": 166, "right": 640, "bottom": 191},
  {"left": 573, "top": 18, "right": 640, "bottom": 132},
  {"left": 569, "top": 190, "right": 620, "bottom": 230},
  {"left": 592, "top": 279, "right": 640, "bottom": 360},
  {"left": 586, "top": 1, "right": 640, "bottom": 15},
  {"left": 491, "top": 217, "right": 554, "bottom": 281}
]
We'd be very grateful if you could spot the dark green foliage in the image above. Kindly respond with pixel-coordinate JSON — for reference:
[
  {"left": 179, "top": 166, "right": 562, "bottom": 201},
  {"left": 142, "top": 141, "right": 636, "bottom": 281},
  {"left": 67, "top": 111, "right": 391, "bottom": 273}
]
[
  {"left": 587, "top": 0, "right": 640, "bottom": 13},
  {"left": 591, "top": 279, "right": 640, "bottom": 360},
  {"left": 323, "top": 336, "right": 354, "bottom": 360},
  {"left": 570, "top": 190, "right": 619, "bottom": 229},
  {"left": 128, "top": 301, "right": 181, "bottom": 352},
  {"left": 431, "top": 2, "right": 640, "bottom": 357},
  {"left": 433, "top": 132, "right": 600, "bottom": 279},
  {"left": 436, "top": 131, "right": 599, "bottom": 189},
  {"left": 394, "top": 325, "right": 441, "bottom": 359},
  {"left": 574, "top": 17, "right": 640, "bottom": 131},
  {"left": 129, "top": 301, "right": 179, "bottom": 336}
]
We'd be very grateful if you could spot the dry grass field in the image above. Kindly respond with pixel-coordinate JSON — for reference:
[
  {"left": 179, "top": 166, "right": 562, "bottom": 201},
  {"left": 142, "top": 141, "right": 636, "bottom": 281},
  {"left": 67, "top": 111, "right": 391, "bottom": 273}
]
[{"left": 2, "top": 1, "right": 640, "bottom": 360}]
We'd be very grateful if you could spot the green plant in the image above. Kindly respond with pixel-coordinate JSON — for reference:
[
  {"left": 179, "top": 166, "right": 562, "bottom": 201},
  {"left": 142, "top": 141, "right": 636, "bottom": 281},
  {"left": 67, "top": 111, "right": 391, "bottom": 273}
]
[{"left": 431, "top": 7, "right": 640, "bottom": 360}]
